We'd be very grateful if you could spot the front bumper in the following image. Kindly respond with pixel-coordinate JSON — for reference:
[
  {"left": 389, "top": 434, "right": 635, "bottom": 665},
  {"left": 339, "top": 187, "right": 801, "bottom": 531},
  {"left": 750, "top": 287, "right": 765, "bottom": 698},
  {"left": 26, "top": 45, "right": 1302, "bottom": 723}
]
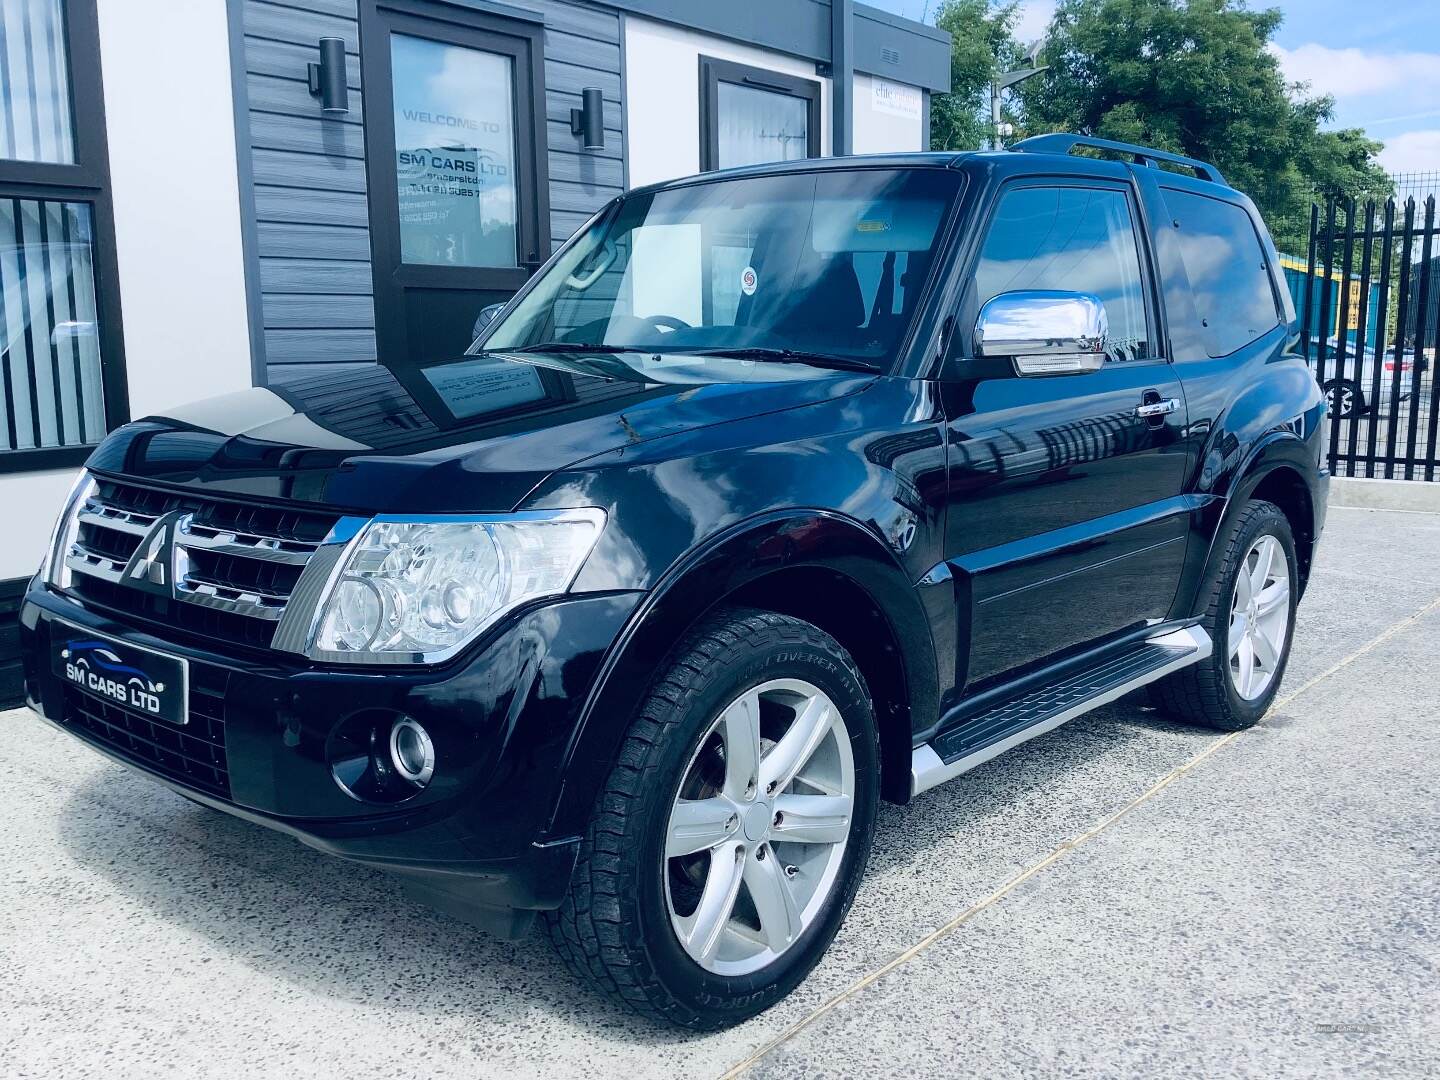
[{"left": 21, "top": 582, "right": 641, "bottom": 927}]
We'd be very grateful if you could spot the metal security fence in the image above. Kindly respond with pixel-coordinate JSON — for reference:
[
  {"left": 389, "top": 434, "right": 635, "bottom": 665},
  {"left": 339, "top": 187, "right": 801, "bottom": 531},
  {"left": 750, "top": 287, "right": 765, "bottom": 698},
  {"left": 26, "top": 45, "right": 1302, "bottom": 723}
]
[{"left": 1298, "top": 194, "right": 1440, "bottom": 481}]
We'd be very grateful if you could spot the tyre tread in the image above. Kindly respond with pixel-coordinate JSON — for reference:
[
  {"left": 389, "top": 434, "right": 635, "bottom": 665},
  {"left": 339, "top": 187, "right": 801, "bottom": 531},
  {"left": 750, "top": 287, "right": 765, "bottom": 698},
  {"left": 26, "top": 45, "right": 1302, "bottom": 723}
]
[
  {"left": 1148, "top": 499, "right": 1293, "bottom": 731},
  {"left": 543, "top": 606, "right": 870, "bottom": 1029}
]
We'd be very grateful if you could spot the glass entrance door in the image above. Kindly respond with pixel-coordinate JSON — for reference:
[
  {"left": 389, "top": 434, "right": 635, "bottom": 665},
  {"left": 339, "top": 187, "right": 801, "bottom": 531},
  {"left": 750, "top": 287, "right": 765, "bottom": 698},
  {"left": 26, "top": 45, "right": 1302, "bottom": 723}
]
[{"left": 362, "top": 1, "right": 547, "bottom": 372}]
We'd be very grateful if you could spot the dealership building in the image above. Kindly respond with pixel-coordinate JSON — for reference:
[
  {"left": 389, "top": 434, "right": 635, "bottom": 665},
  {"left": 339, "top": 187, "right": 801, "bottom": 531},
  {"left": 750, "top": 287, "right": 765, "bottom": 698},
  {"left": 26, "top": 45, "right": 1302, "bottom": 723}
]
[{"left": 0, "top": 0, "right": 949, "bottom": 699}]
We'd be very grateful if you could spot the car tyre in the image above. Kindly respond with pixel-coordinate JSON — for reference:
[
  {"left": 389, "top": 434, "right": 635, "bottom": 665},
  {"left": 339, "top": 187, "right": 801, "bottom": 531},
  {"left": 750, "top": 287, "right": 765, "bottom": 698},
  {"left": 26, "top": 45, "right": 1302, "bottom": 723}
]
[
  {"left": 544, "top": 606, "right": 880, "bottom": 1030},
  {"left": 1148, "top": 500, "right": 1298, "bottom": 731},
  {"left": 1323, "top": 378, "right": 1364, "bottom": 418}
]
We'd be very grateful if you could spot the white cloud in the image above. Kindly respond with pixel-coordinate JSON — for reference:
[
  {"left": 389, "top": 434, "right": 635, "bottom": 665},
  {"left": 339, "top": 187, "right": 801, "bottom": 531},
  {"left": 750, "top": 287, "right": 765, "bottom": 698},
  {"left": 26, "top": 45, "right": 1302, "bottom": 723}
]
[
  {"left": 1377, "top": 130, "right": 1440, "bottom": 175},
  {"left": 1267, "top": 42, "right": 1440, "bottom": 99},
  {"left": 1012, "top": 0, "right": 1057, "bottom": 48}
]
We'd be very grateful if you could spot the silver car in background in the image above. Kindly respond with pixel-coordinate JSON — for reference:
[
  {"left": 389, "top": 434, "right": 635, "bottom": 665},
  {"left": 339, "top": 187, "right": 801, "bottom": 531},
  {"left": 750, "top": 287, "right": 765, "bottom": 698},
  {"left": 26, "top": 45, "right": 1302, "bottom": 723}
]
[{"left": 1306, "top": 337, "right": 1433, "bottom": 418}]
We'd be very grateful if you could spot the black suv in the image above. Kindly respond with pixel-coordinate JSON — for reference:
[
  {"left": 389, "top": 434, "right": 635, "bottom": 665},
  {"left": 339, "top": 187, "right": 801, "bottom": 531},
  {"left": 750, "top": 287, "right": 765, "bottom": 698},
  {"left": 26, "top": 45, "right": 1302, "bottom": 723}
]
[{"left": 22, "top": 136, "right": 1327, "bottom": 1029}]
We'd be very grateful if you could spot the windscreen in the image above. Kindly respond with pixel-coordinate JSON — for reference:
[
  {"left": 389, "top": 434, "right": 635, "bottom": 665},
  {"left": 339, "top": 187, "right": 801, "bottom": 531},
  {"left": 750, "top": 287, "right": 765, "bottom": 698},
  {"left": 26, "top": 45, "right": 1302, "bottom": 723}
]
[{"left": 483, "top": 169, "right": 963, "bottom": 366}]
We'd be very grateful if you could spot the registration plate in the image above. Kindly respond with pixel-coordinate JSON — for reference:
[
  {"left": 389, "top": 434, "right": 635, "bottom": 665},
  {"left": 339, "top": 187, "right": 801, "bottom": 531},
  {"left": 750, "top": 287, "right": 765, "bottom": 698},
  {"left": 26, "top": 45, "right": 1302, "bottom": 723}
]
[{"left": 51, "top": 620, "right": 189, "bottom": 726}]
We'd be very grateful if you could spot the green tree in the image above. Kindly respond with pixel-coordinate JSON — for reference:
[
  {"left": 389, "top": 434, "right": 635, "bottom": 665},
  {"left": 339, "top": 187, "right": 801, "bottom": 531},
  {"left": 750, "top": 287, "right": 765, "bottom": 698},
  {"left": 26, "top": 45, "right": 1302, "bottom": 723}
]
[
  {"left": 1016, "top": 0, "right": 1390, "bottom": 251},
  {"left": 928, "top": 0, "right": 1024, "bottom": 151}
]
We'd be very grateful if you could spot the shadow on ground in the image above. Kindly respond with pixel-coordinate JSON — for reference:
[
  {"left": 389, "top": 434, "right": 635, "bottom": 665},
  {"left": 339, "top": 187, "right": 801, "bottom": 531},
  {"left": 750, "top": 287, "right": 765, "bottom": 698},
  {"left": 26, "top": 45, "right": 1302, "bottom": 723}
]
[{"left": 53, "top": 689, "right": 1193, "bottom": 1040}]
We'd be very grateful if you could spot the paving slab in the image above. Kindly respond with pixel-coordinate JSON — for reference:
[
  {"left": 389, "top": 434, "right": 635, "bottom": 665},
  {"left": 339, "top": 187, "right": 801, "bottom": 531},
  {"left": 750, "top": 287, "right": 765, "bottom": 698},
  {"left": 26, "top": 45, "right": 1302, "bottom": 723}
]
[
  {"left": 745, "top": 603, "right": 1440, "bottom": 1080},
  {"left": 1, "top": 506, "right": 1436, "bottom": 1079}
]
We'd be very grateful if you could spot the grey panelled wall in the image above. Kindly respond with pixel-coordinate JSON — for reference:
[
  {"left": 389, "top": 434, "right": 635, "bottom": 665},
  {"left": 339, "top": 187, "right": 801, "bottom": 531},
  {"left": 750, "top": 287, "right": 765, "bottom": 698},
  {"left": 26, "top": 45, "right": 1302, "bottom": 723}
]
[{"left": 233, "top": 0, "right": 626, "bottom": 380}]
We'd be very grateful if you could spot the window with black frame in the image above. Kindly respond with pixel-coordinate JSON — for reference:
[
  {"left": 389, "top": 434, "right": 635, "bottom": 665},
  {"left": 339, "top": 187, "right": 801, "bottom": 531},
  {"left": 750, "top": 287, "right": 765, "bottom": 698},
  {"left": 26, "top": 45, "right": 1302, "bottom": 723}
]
[
  {"left": 699, "top": 57, "right": 821, "bottom": 172},
  {"left": 0, "top": 0, "right": 124, "bottom": 473},
  {"left": 973, "top": 184, "right": 1154, "bottom": 363},
  {"left": 360, "top": 0, "right": 548, "bottom": 375}
]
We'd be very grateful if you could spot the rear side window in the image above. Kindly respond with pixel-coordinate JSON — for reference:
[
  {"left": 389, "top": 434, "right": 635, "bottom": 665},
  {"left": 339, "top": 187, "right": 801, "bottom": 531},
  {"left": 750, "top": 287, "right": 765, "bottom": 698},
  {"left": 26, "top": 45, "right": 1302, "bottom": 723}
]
[
  {"left": 973, "top": 185, "right": 1152, "bottom": 361},
  {"left": 1163, "top": 189, "right": 1280, "bottom": 357}
]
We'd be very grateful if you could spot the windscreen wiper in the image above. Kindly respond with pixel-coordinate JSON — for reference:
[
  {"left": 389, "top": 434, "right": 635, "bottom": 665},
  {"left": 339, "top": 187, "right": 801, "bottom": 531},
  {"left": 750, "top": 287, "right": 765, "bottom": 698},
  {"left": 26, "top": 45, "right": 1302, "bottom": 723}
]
[
  {"left": 685, "top": 347, "right": 881, "bottom": 374},
  {"left": 503, "top": 341, "right": 635, "bottom": 354}
]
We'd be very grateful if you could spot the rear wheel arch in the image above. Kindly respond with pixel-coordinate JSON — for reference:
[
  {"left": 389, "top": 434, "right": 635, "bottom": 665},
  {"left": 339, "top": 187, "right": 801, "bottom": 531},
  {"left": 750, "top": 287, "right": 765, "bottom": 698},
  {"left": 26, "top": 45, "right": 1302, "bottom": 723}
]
[
  {"left": 1150, "top": 498, "right": 1299, "bottom": 730},
  {"left": 1246, "top": 465, "right": 1316, "bottom": 591},
  {"left": 1198, "top": 438, "right": 1318, "bottom": 600},
  {"left": 545, "top": 512, "right": 939, "bottom": 840}
]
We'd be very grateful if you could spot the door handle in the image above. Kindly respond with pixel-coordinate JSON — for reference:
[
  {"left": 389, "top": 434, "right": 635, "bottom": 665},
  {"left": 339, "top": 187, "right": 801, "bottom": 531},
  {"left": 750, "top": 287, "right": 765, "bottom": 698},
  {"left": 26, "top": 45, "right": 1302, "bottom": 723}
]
[{"left": 1135, "top": 397, "right": 1179, "bottom": 419}]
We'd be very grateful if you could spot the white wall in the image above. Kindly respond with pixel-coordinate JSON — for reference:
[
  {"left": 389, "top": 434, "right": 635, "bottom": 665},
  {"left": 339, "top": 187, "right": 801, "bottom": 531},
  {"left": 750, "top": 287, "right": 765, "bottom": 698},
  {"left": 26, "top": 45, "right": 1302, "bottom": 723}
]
[
  {"left": 624, "top": 19, "right": 929, "bottom": 187},
  {"left": 624, "top": 17, "right": 833, "bottom": 188},
  {"left": 96, "top": 0, "right": 252, "bottom": 418},
  {"left": 3, "top": 469, "right": 80, "bottom": 581},
  {"left": 853, "top": 74, "right": 926, "bottom": 154},
  {"left": 5, "top": 0, "right": 254, "bottom": 580}
]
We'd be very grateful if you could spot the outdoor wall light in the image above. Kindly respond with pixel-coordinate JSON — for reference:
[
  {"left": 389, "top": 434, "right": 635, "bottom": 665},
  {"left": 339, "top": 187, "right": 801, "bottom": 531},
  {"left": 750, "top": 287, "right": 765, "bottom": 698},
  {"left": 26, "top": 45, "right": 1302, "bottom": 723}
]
[
  {"left": 570, "top": 86, "right": 605, "bottom": 150},
  {"left": 307, "top": 37, "right": 349, "bottom": 115}
]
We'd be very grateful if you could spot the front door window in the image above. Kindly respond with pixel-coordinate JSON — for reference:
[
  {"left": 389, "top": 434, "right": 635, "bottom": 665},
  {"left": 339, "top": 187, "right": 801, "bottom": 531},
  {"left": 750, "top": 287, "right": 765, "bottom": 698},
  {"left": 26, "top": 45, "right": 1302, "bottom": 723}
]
[{"left": 974, "top": 185, "right": 1153, "bottom": 362}]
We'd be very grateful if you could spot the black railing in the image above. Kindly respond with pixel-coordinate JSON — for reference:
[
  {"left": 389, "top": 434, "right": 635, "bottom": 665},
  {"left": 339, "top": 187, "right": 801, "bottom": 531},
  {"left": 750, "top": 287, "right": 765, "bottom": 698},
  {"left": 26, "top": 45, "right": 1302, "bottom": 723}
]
[{"left": 1299, "top": 194, "right": 1440, "bottom": 481}]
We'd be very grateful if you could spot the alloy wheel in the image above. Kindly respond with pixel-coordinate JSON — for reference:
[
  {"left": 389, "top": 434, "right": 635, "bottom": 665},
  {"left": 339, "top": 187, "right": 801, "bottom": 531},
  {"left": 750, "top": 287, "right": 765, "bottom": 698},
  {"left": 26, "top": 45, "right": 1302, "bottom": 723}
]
[
  {"left": 663, "top": 678, "right": 855, "bottom": 976},
  {"left": 1228, "top": 535, "right": 1291, "bottom": 700}
]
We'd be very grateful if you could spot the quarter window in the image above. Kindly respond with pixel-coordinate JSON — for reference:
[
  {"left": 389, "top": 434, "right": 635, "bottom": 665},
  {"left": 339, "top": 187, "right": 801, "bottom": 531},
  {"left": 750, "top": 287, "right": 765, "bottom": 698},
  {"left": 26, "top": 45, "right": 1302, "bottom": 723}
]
[
  {"left": 974, "top": 186, "right": 1152, "bottom": 361},
  {"left": 1163, "top": 189, "right": 1280, "bottom": 357}
]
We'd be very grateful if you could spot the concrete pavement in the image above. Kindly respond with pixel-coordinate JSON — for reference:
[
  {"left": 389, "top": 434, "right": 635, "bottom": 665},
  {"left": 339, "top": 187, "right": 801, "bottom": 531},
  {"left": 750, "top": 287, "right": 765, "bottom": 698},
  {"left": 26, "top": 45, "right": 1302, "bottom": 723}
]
[{"left": 2, "top": 505, "right": 1437, "bottom": 1079}]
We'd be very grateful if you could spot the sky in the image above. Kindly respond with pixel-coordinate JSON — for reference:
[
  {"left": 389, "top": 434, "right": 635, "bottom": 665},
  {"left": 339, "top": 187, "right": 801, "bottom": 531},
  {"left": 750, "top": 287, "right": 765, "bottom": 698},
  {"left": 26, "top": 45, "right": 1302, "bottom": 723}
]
[{"left": 869, "top": 0, "right": 1440, "bottom": 176}]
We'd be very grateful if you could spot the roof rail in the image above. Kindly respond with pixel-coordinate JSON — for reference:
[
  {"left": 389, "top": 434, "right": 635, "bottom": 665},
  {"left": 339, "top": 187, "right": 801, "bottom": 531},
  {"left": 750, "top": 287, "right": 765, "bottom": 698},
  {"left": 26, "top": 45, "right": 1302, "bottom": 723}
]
[{"left": 1009, "top": 133, "right": 1227, "bottom": 186}]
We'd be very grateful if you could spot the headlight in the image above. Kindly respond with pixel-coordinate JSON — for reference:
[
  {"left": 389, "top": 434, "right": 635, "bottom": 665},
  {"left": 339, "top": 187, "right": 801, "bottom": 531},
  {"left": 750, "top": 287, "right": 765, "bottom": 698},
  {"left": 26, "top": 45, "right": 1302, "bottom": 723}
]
[
  {"left": 305, "top": 509, "right": 605, "bottom": 663},
  {"left": 42, "top": 471, "right": 98, "bottom": 590}
]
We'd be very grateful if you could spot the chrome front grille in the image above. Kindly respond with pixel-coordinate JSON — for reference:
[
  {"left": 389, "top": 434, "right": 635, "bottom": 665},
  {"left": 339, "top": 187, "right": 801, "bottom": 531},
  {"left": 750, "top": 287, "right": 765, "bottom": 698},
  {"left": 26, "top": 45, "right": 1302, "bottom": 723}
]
[
  {"left": 173, "top": 515, "right": 320, "bottom": 621},
  {"left": 67, "top": 499, "right": 158, "bottom": 582},
  {"left": 63, "top": 478, "right": 340, "bottom": 649}
]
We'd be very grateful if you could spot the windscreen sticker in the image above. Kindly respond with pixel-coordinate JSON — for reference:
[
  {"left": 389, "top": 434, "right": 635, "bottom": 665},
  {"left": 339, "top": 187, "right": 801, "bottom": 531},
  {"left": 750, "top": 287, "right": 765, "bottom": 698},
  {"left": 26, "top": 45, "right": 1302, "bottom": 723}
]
[{"left": 739, "top": 266, "right": 758, "bottom": 296}]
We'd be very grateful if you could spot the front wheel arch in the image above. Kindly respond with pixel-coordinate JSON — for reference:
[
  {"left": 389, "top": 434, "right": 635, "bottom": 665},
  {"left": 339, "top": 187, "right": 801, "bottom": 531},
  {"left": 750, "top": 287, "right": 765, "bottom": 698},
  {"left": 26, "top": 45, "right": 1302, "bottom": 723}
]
[
  {"left": 545, "top": 511, "right": 939, "bottom": 840},
  {"left": 544, "top": 606, "right": 882, "bottom": 1028}
]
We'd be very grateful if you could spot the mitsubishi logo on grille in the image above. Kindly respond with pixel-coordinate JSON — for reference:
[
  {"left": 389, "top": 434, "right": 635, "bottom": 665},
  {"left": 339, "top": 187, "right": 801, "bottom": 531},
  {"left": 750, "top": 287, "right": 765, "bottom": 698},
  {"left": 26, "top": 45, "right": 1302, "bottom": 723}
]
[
  {"left": 122, "top": 511, "right": 187, "bottom": 597},
  {"left": 131, "top": 523, "right": 169, "bottom": 586}
]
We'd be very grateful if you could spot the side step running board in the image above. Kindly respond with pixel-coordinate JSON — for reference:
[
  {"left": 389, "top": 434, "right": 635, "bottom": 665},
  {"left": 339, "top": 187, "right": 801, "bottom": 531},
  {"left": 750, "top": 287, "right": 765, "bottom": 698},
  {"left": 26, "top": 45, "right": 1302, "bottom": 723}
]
[{"left": 911, "top": 626, "right": 1212, "bottom": 797}]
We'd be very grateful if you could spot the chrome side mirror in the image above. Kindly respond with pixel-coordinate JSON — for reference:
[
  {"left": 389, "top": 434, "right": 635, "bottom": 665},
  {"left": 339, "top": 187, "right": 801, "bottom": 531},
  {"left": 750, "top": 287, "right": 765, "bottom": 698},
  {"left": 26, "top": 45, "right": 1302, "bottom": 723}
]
[
  {"left": 974, "top": 290, "right": 1109, "bottom": 375},
  {"left": 472, "top": 302, "right": 507, "bottom": 341}
]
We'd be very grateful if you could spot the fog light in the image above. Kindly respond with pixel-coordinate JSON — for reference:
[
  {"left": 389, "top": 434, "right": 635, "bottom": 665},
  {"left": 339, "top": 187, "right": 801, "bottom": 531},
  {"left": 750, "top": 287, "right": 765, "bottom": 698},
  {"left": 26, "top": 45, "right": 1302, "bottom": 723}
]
[
  {"left": 389, "top": 717, "right": 434, "bottom": 785},
  {"left": 327, "top": 709, "right": 436, "bottom": 804}
]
